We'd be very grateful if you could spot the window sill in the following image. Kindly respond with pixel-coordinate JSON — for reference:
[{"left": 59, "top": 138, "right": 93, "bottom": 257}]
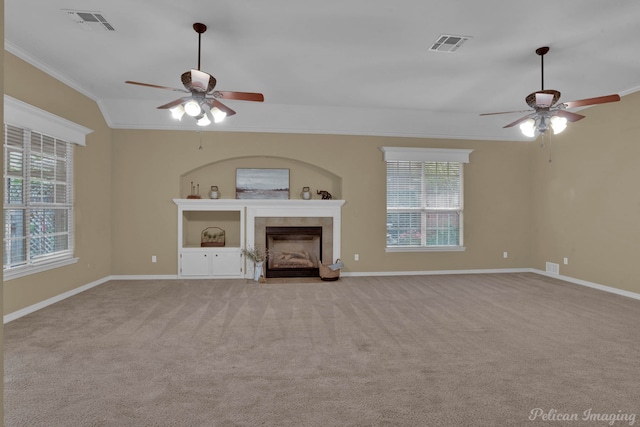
[
  {"left": 3, "top": 257, "right": 79, "bottom": 281},
  {"left": 386, "top": 246, "right": 466, "bottom": 253}
]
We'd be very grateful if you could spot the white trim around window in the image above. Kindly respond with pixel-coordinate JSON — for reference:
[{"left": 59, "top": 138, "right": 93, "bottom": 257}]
[
  {"left": 382, "top": 147, "right": 473, "bottom": 252},
  {"left": 381, "top": 147, "right": 473, "bottom": 163},
  {"left": 3, "top": 257, "right": 79, "bottom": 281},
  {"left": 3, "top": 97, "right": 93, "bottom": 280},
  {"left": 4, "top": 95, "right": 93, "bottom": 146}
]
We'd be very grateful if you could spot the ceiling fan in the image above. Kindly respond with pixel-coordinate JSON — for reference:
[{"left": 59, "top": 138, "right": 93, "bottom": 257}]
[
  {"left": 125, "top": 23, "right": 264, "bottom": 126},
  {"left": 480, "top": 46, "right": 620, "bottom": 137}
]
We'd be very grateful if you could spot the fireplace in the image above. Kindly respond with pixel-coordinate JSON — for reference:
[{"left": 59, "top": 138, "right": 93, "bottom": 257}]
[{"left": 265, "top": 226, "right": 322, "bottom": 278}]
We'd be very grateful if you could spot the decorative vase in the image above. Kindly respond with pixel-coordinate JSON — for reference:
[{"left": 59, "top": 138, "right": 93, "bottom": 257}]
[
  {"left": 210, "top": 186, "right": 219, "bottom": 199},
  {"left": 302, "top": 186, "right": 311, "bottom": 200},
  {"left": 254, "top": 261, "right": 263, "bottom": 282}
]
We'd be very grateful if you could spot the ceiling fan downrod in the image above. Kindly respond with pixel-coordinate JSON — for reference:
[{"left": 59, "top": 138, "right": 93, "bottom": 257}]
[
  {"left": 536, "top": 46, "right": 549, "bottom": 90},
  {"left": 193, "top": 23, "right": 207, "bottom": 71}
]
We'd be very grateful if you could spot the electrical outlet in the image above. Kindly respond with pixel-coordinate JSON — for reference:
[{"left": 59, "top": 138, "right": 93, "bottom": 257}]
[
  {"left": 354, "top": 253, "right": 359, "bottom": 261},
  {"left": 152, "top": 256, "right": 157, "bottom": 263},
  {"left": 503, "top": 251, "right": 508, "bottom": 259},
  {"left": 564, "top": 257, "right": 568, "bottom": 265}
]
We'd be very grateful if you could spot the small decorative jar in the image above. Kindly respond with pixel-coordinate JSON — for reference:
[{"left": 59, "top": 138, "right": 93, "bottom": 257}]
[
  {"left": 210, "top": 186, "right": 219, "bottom": 199},
  {"left": 302, "top": 186, "right": 311, "bottom": 200}
]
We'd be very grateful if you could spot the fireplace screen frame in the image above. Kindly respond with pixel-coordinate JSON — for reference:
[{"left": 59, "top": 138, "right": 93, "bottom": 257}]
[{"left": 265, "top": 226, "right": 323, "bottom": 278}]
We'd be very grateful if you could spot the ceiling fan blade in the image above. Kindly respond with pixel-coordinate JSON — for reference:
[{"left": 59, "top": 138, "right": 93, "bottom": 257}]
[
  {"left": 554, "top": 110, "right": 585, "bottom": 122},
  {"left": 125, "top": 81, "right": 189, "bottom": 93},
  {"left": 503, "top": 113, "right": 537, "bottom": 129},
  {"left": 480, "top": 109, "right": 532, "bottom": 116},
  {"left": 156, "top": 97, "right": 191, "bottom": 109},
  {"left": 562, "top": 94, "right": 620, "bottom": 109},
  {"left": 206, "top": 99, "right": 237, "bottom": 117},
  {"left": 214, "top": 91, "right": 265, "bottom": 102}
]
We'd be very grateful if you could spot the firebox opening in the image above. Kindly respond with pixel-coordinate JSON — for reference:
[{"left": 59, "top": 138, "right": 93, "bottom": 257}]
[{"left": 266, "top": 226, "right": 323, "bottom": 278}]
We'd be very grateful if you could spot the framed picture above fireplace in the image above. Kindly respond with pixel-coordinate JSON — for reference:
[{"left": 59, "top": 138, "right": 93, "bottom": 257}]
[{"left": 236, "top": 168, "right": 290, "bottom": 200}]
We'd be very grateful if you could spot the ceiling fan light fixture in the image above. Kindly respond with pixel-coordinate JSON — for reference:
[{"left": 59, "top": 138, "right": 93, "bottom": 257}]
[
  {"left": 196, "top": 113, "right": 211, "bottom": 126},
  {"left": 170, "top": 104, "right": 185, "bottom": 120},
  {"left": 184, "top": 99, "right": 202, "bottom": 117},
  {"left": 550, "top": 115, "right": 568, "bottom": 134},
  {"left": 211, "top": 106, "right": 227, "bottom": 123},
  {"left": 520, "top": 118, "right": 536, "bottom": 138}
]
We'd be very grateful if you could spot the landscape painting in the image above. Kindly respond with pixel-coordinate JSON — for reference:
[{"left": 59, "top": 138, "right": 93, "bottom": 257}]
[{"left": 236, "top": 168, "right": 290, "bottom": 199}]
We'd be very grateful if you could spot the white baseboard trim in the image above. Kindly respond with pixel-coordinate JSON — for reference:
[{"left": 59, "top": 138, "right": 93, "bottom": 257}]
[
  {"left": 341, "top": 268, "right": 532, "bottom": 277},
  {"left": 109, "top": 274, "right": 179, "bottom": 280},
  {"left": 343, "top": 268, "right": 640, "bottom": 301},
  {"left": 5, "top": 269, "right": 639, "bottom": 324},
  {"left": 531, "top": 269, "right": 640, "bottom": 301},
  {"left": 3, "top": 274, "right": 181, "bottom": 323},
  {"left": 3, "top": 276, "right": 112, "bottom": 324}
]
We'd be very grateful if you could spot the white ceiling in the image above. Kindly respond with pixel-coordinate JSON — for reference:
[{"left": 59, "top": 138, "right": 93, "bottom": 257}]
[{"left": 6, "top": 1, "right": 640, "bottom": 141}]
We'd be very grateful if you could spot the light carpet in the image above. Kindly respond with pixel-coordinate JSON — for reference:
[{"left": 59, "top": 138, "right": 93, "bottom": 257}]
[{"left": 4, "top": 273, "right": 640, "bottom": 426}]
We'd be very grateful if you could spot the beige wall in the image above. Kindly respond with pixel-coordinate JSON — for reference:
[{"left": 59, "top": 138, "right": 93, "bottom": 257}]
[
  {"left": 530, "top": 91, "right": 640, "bottom": 294},
  {"left": 5, "top": 42, "right": 640, "bottom": 319},
  {"left": 111, "top": 130, "right": 533, "bottom": 275},
  {"left": 3, "top": 53, "right": 113, "bottom": 314}
]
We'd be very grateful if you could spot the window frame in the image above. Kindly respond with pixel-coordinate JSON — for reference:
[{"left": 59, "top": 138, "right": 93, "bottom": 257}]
[
  {"left": 381, "top": 147, "right": 473, "bottom": 253},
  {"left": 3, "top": 96, "right": 92, "bottom": 280}
]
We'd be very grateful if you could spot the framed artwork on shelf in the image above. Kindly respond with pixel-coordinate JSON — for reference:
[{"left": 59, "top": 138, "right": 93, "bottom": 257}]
[
  {"left": 201, "top": 227, "right": 225, "bottom": 247},
  {"left": 236, "top": 168, "right": 290, "bottom": 199}
]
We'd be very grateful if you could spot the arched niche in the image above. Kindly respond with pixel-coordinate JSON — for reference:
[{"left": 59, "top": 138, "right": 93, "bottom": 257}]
[{"left": 180, "top": 155, "right": 343, "bottom": 200}]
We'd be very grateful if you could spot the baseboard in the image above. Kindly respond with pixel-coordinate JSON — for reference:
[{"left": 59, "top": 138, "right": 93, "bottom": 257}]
[
  {"left": 5, "top": 269, "right": 638, "bottom": 324},
  {"left": 343, "top": 268, "right": 640, "bottom": 301},
  {"left": 531, "top": 269, "right": 640, "bottom": 301},
  {"left": 341, "top": 268, "right": 532, "bottom": 277},
  {"left": 3, "top": 274, "right": 181, "bottom": 323},
  {"left": 3, "top": 276, "right": 112, "bottom": 324},
  {"left": 109, "top": 274, "right": 179, "bottom": 280}
]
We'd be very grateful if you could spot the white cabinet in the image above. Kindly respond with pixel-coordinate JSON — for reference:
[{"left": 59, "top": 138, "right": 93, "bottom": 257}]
[
  {"left": 174, "top": 199, "right": 246, "bottom": 279},
  {"left": 181, "top": 251, "right": 211, "bottom": 276},
  {"left": 180, "top": 248, "right": 242, "bottom": 278}
]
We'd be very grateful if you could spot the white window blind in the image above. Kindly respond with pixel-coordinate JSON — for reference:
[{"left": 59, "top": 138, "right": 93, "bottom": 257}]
[
  {"left": 3, "top": 124, "right": 75, "bottom": 274},
  {"left": 382, "top": 147, "right": 472, "bottom": 251}
]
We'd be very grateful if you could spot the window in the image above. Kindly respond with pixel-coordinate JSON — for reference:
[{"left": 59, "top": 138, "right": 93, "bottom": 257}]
[
  {"left": 4, "top": 124, "right": 74, "bottom": 272},
  {"left": 382, "top": 147, "right": 472, "bottom": 252},
  {"left": 3, "top": 96, "right": 92, "bottom": 279}
]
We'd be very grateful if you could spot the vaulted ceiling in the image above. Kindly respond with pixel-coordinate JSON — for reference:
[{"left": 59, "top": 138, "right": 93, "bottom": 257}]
[{"left": 6, "top": 1, "right": 640, "bottom": 141}]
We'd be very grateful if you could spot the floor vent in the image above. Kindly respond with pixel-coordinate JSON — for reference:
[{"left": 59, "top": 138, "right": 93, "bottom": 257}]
[
  {"left": 546, "top": 262, "right": 560, "bottom": 275},
  {"left": 62, "top": 10, "right": 115, "bottom": 31},
  {"left": 429, "top": 34, "right": 472, "bottom": 53}
]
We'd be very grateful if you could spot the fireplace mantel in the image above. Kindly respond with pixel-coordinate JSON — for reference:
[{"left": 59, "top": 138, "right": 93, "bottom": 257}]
[
  {"left": 174, "top": 199, "right": 345, "bottom": 278},
  {"left": 244, "top": 200, "right": 344, "bottom": 263},
  {"left": 173, "top": 199, "right": 344, "bottom": 218}
]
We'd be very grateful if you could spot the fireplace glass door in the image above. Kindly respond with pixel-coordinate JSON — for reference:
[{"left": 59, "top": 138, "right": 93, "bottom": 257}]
[{"left": 265, "top": 226, "right": 322, "bottom": 278}]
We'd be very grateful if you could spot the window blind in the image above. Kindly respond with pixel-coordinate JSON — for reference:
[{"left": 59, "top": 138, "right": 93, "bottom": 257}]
[
  {"left": 385, "top": 149, "right": 469, "bottom": 249},
  {"left": 3, "top": 124, "right": 74, "bottom": 270}
]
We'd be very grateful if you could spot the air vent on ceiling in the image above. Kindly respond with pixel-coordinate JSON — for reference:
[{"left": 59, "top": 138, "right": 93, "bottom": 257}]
[
  {"left": 62, "top": 9, "right": 115, "bottom": 31},
  {"left": 429, "top": 34, "right": 471, "bottom": 53}
]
